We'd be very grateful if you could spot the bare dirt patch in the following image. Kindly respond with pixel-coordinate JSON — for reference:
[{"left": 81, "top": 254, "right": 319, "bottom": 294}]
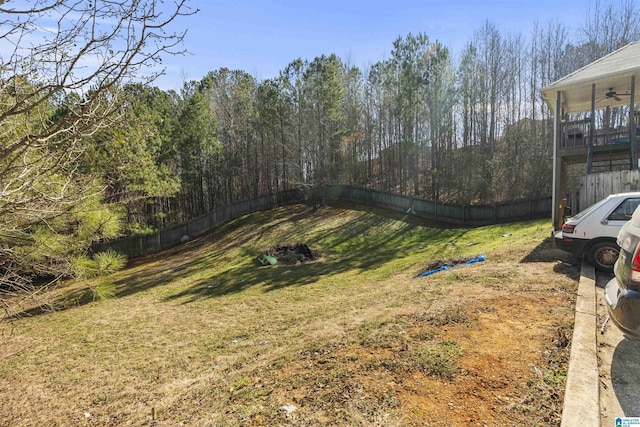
[{"left": 242, "top": 291, "right": 573, "bottom": 426}]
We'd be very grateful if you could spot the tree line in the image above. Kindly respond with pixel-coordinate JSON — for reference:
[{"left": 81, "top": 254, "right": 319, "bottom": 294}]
[{"left": 107, "top": 2, "right": 640, "bottom": 232}]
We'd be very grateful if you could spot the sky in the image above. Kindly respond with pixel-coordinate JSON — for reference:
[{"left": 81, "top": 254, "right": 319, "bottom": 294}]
[{"left": 155, "top": 0, "right": 589, "bottom": 91}]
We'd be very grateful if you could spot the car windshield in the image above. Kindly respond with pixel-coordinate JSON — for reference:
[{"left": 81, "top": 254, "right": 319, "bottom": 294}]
[{"left": 570, "top": 197, "right": 611, "bottom": 221}]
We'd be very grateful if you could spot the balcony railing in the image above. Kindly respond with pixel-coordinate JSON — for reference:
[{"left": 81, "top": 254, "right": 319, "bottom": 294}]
[{"left": 560, "top": 113, "right": 640, "bottom": 150}]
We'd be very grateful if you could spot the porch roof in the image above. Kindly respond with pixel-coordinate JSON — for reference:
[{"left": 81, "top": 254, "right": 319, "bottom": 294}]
[{"left": 541, "top": 41, "right": 640, "bottom": 114}]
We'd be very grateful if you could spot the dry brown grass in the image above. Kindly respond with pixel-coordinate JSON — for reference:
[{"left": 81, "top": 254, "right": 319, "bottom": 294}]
[{"left": 0, "top": 204, "right": 578, "bottom": 426}]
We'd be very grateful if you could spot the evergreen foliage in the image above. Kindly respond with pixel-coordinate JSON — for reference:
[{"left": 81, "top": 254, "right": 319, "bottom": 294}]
[{"left": 0, "top": 0, "right": 192, "bottom": 318}]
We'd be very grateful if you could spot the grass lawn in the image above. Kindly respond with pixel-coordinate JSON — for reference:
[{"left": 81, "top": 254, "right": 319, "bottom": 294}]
[{"left": 0, "top": 203, "right": 579, "bottom": 426}]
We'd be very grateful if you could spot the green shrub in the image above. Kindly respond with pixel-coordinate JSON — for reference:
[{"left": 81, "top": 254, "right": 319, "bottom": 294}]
[
  {"left": 70, "top": 250, "right": 126, "bottom": 302},
  {"left": 73, "top": 250, "right": 127, "bottom": 279},
  {"left": 93, "top": 250, "right": 127, "bottom": 275}
]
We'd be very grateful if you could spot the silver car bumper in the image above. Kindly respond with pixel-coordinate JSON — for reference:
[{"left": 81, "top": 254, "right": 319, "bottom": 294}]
[{"left": 605, "top": 277, "right": 640, "bottom": 340}]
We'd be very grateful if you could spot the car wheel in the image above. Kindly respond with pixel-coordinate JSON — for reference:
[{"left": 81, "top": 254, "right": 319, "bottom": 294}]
[{"left": 588, "top": 241, "right": 619, "bottom": 272}]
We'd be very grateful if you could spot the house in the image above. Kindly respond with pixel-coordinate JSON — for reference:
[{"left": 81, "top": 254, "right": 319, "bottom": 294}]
[{"left": 541, "top": 41, "right": 640, "bottom": 230}]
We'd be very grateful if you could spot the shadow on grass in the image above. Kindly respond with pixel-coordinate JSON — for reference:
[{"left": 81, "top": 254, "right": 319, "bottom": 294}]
[
  {"left": 6, "top": 302, "right": 57, "bottom": 320},
  {"left": 520, "top": 235, "right": 581, "bottom": 281},
  {"left": 8, "top": 204, "right": 492, "bottom": 316},
  {"left": 6, "top": 207, "right": 313, "bottom": 319},
  {"left": 164, "top": 211, "right": 459, "bottom": 304}
]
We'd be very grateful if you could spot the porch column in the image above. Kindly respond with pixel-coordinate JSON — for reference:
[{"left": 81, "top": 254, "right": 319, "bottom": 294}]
[
  {"left": 552, "top": 91, "right": 562, "bottom": 230},
  {"left": 587, "top": 84, "right": 596, "bottom": 173},
  {"left": 631, "top": 75, "right": 638, "bottom": 169}
]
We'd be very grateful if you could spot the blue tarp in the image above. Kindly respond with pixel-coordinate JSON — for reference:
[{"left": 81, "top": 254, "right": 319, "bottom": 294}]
[{"left": 416, "top": 254, "right": 486, "bottom": 278}]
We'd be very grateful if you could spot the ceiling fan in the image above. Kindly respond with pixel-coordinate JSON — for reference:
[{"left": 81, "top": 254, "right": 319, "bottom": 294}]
[{"left": 604, "top": 88, "right": 629, "bottom": 102}]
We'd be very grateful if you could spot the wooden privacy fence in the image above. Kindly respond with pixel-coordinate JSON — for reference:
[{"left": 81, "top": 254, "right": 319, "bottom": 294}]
[
  {"left": 94, "top": 185, "right": 552, "bottom": 259},
  {"left": 575, "top": 170, "right": 640, "bottom": 213},
  {"left": 326, "top": 186, "right": 551, "bottom": 227},
  {"left": 92, "top": 189, "right": 306, "bottom": 258}
]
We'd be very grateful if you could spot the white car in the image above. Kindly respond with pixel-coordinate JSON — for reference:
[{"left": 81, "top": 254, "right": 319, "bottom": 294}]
[{"left": 554, "top": 192, "right": 640, "bottom": 271}]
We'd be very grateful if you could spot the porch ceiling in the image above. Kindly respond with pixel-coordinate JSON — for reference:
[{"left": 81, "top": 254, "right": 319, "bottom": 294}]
[{"left": 541, "top": 41, "right": 640, "bottom": 114}]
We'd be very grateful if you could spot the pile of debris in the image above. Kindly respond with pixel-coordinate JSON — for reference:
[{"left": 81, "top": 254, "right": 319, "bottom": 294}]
[{"left": 258, "top": 243, "right": 320, "bottom": 265}]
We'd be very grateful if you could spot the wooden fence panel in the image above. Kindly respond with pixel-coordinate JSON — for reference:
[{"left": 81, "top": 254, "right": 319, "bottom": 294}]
[
  {"left": 329, "top": 186, "right": 550, "bottom": 227},
  {"left": 579, "top": 170, "right": 640, "bottom": 211},
  {"left": 413, "top": 198, "right": 436, "bottom": 218},
  {"left": 188, "top": 214, "right": 212, "bottom": 237},
  {"left": 160, "top": 224, "right": 188, "bottom": 249},
  {"left": 436, "top": 203, "right": 464, "bottom": 224}
]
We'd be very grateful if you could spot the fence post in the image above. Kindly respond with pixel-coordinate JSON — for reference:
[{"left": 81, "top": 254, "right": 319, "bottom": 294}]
[
  {"left": 462, "top": 205, "right": 466, "bottom": 227},
  {"left": 435, "top": 198, "right": 438, "bottom": 223}
]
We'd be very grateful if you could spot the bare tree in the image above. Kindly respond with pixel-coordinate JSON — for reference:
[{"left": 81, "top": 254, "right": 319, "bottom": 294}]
[
  {"left": 0, "top": 0, "right": 195, "bottom": 319},
  {"left": 580, "top": 0, "right": 640, "bottom": 63}
]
